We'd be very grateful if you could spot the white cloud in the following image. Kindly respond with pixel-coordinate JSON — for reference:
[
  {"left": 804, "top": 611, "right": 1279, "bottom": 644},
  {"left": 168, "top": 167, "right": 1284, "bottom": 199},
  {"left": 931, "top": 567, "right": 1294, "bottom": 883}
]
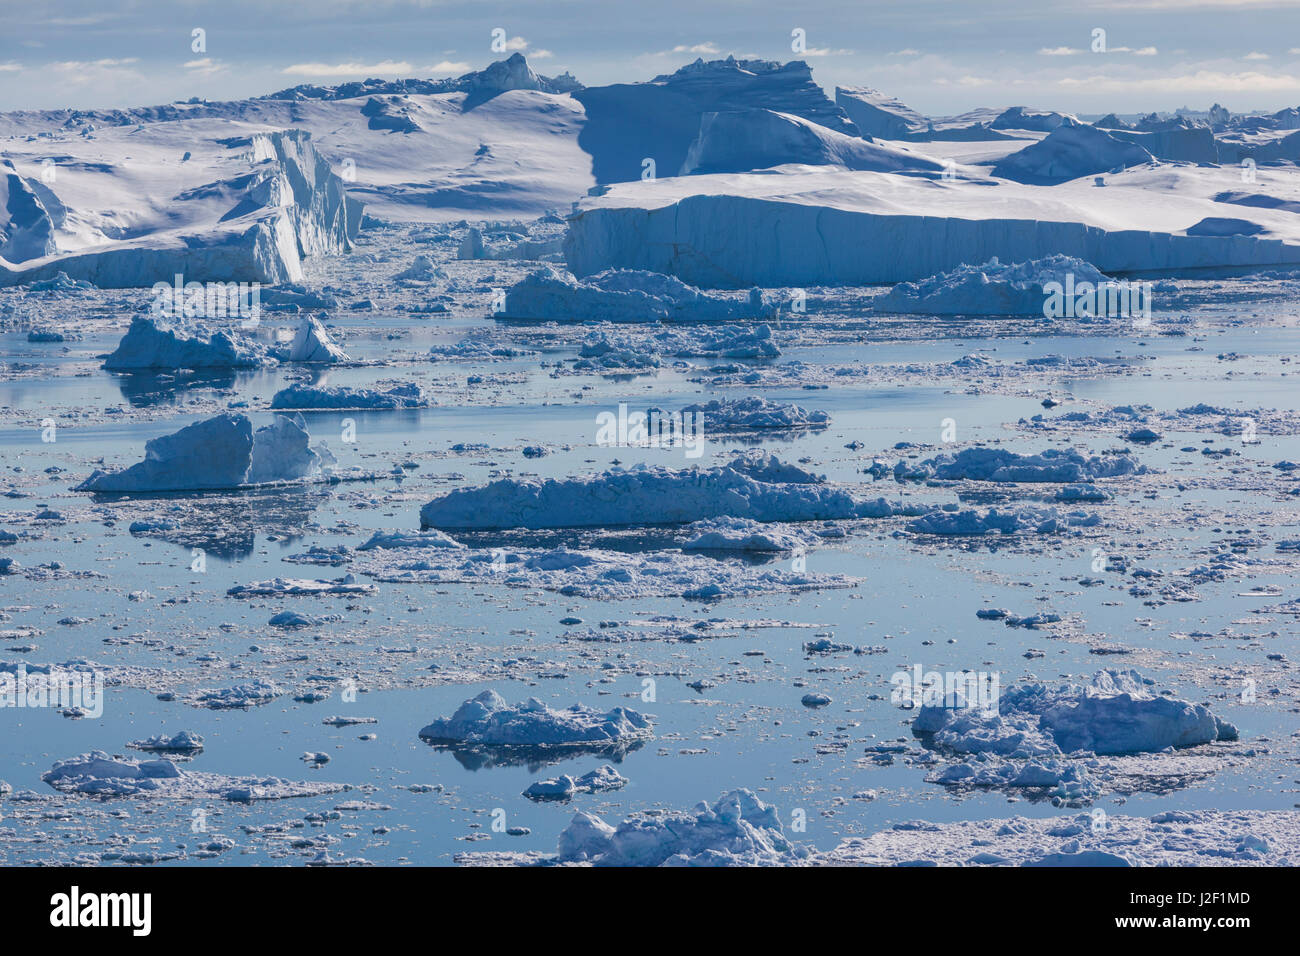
[
  {"left": 0, "top": 62, "right": 22, "bottom": 73},
  {"left": 672, "top": 42, "right": 721, "bottom": 55},
  {"left": 804, "top": 47, "right": 854, "bottom": 57},
  {"left": 889, "top": 49, "right": 922, "bottom": 56},
  {"left": 1040, "top": 46, "right": 1083, "bottom": 56},
  {"left": 281, "top": 60, "right": 413, "bottom": 77},
  {"left": 530, "top": 49, "right": 554, "bottom": 59},
  {"left": 53, "top": 57, "right": 138, "bottom": 71},
  {"left": 502, "top": 36, "right": 530, "bottom": 52},
  {"left": 429, "top": 61, "right": 470, "bottom": 74},
  {"left": 1133, "top": 47, "right": 1159, "bottom": 56},
  {"left": 1244, "top": 51, "right": 1271, "bottom": 60},
  {"left": 1059, "top": 69, "right": 1300, "bottom": 93},
  {"left": 184, "top": 58, "right": 225, "bottom": 76}
]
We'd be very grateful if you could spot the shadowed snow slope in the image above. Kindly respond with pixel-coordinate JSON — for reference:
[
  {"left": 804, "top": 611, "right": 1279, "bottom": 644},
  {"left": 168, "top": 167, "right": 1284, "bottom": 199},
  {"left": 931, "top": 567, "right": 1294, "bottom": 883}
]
[
  {"left": 681, "top": 109, "right": 946, "bottom": 176},
  {"left": 566, "top": 165, "right": 1300, "bottom": 286}
]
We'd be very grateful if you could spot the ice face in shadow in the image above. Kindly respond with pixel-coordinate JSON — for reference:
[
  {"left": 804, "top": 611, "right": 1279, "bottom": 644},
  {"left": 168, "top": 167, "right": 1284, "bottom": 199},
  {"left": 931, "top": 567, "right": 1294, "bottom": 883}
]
[
  {"left": 680, "top": 109, "right": 949, "bottom": 176},
  {"left": 991, "top": 122, "right": 1155, "bottom": 185},
  {"left": 75, "top": 413, "right": 330, "bottom": 494}
]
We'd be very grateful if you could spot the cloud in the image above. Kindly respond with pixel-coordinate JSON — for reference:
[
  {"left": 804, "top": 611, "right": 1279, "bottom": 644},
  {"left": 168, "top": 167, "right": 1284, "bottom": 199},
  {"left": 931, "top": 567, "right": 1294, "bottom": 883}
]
[
  {"left": 1133, "top": 47, "right": 1159, "bottom": 56},
  {"left": 0, "top": 63, "right": 22, "bottom": 73},
  {"left": 889, "top": 49, "right": 922, "bottom": 56},
  {"left": 52, "top": 57, "right": 138, "bottom": 71},
  {"left": 530, "top": 49, "right": 554, "bottom": 59},
  {"left": 429, "top": 61, "right": 470, "bottom": 74},
  {"left": 1244, "top": 51, "right": 1271, "bottom": 60},
  {"left": 672, "top": 42, "right": 721, "bottom": 55},
  {"left": 1040, "top": 47, "right": 1083, "bottom": 56},
  {"left": 184, "top": 58, "right": 225, "bottom": 76},
  {"left": 501, "top": 36, "right": 530, "bottom": 52},
  {"left": 281, "top": 60, "right": 413, "bottom": 77},
  {"left": 1059, "top": 69, "right": 1300, "bottom": 92},
  {"left": 804, "top": 47, "right": 854, "bottom": 57}
]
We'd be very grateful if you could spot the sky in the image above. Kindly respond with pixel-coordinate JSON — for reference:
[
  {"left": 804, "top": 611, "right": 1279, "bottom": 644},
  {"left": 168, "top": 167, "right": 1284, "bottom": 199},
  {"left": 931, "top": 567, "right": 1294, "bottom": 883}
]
[{"left": 3, "top": 0, "right": 1300, "bottom": 116}]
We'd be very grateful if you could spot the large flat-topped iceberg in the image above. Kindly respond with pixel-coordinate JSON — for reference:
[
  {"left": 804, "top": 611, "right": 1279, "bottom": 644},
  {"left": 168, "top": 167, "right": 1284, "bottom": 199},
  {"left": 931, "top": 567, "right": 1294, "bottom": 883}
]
[{"left": 566, "top": 164, "right": 1300, "bottom": 286}]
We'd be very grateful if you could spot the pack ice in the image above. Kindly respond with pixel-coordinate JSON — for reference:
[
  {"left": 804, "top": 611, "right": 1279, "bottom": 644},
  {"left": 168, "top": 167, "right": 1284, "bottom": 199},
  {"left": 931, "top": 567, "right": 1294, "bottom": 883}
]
[{"left": 75, "top": 412, "right": 331, "bottom": 493}]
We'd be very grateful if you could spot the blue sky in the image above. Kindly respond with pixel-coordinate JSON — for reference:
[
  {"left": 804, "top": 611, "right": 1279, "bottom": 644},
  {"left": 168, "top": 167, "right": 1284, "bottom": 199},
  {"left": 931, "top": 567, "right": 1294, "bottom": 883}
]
[{"left": 3, "top": 0, "right": 1300, "bottom": 116}]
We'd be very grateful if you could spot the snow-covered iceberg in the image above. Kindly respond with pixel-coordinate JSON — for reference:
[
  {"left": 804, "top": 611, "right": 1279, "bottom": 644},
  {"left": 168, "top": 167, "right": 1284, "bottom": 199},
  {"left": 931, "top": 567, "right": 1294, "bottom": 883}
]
[
  {"left": 283, "top": 314, "right": 349, "bottom": 363},
  {"left": 418, "top": 456, "right": 863, "bottom": 530},
  {"left": 874, "top": 255, "right": 1115, "bottom": 317},
  {"left": 104, "top": 315, "right": 271, "bottom": 371},
  {"left": 681, "top": 109, "right": 945, "bottom": 176},
  {"left": 419, "top": 690, "right": 653, "bottom": 757},
  {"left": 42, "top": 750, "right": 347, "bottom": 801},
  {"left": 903, "top": 446, "right": 1145, "bottom": 483},
  {"left": 271, "top": 382, "right": 426, "bottom": 410}
]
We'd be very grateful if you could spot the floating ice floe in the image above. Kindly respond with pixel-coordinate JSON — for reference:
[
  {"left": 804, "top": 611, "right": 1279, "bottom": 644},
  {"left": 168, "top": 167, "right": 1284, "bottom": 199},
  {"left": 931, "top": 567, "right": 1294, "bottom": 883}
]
[
  {"left": 819, "top": 809, "right": 1299, "bottom": 866},
  {"left": 907, "top": 506, "right": 1098, "bottom": 536},
  {"left": 271, "top": 382, "right": 427, "bottom": 410},
  {"left": 874, "top": 256, "right": 1115, "bottom": 317},
  {"left": 194, "top": 680, "right": 281, "bottom": 709},
  {"left": 354, "top": 542, "right": 859, "bottom": 601},
  {"left": 913, "top": 669, "right": 1238, "bottom": 802},
  {"left": 681, "top": 516, "right": 808, "bottom": 552},
  {"left": 356, "top": 528, "right": 464, "bottom": 551},
  {"left": 42, "top": 751, "right": 348, "bottom": 802},
  {"left": 127, "top": 731, "right": 205, "bottom": 754},
  {"left": 523, "top": 765, "right": 628, "bottom": 801},
  {"left": 677, "top": 396, "right": 829, "bottom": 431},
  {"left": 902, "top": 446, "right": 1145, "bottom": 483},
  {"left": 463, "top": 789, "right": 811, "bottom": 866},
  {"left": 419, "top": 690, "right": 653, "bottom": 757},
  {"left": 75, "top": 413, "right": 335, "bottom": 493},
  {"left": 500, "top": 267, "right": 773, "bottom": 323},
  {"left": 418, "top": 455, "right": 867, "bottom": 530},
  {"left": 575, "top": 324, "right": 779, "bottom": 370},
  {"left": 226, "top": 574, "right": 377, "bottom": 598},
  {"left": 103, "top": 315, "right": 271, "bottom": 371}
]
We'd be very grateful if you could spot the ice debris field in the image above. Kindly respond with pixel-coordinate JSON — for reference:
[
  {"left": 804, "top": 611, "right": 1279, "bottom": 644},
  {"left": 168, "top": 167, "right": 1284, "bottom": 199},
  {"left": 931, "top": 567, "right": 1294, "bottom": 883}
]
[{"left": 1, "top": 52, "right": 1299, "bottom": 868}]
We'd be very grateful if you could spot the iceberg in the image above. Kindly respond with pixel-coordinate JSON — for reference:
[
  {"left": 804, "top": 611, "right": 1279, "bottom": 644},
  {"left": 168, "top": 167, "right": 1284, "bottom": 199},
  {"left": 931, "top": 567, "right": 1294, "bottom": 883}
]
[
  {"left": 103, "top": 315, "right": 271, "bottom": 371},
  {"left": 419, "top": 690, "right": 653, "bottom": 750},
  {"left": 903, "top": 446, "right": 1146, "bottom": 483},
  {"left": 680, "top": 109, "right": 946, "bottom": 176},
  {"left": 271, "top": 382, "right": 426, "bottom": 410},
  {"left": 42, "top": 750, "right": 346, "bottom": 801},
  {"left": 284, "top": 314, "right": 349, "bottom": 363},
  {"left": 835, "top": 87, "right": 929, "bottom": 140},
  {"left": 500, "top": 267, "right": 772, "bottom": 323},
  {"left": 418, "top": 456, "right": 864, "bottom": 530},
  {"left": 874, "top": 255, "right": 1114, "bottom": 317},
  {"left": 991, "top": 122, "right": 1155, "bottom": 184},
  {"left": 75, "top": 412, "right": 331, "bottom": 493}
]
